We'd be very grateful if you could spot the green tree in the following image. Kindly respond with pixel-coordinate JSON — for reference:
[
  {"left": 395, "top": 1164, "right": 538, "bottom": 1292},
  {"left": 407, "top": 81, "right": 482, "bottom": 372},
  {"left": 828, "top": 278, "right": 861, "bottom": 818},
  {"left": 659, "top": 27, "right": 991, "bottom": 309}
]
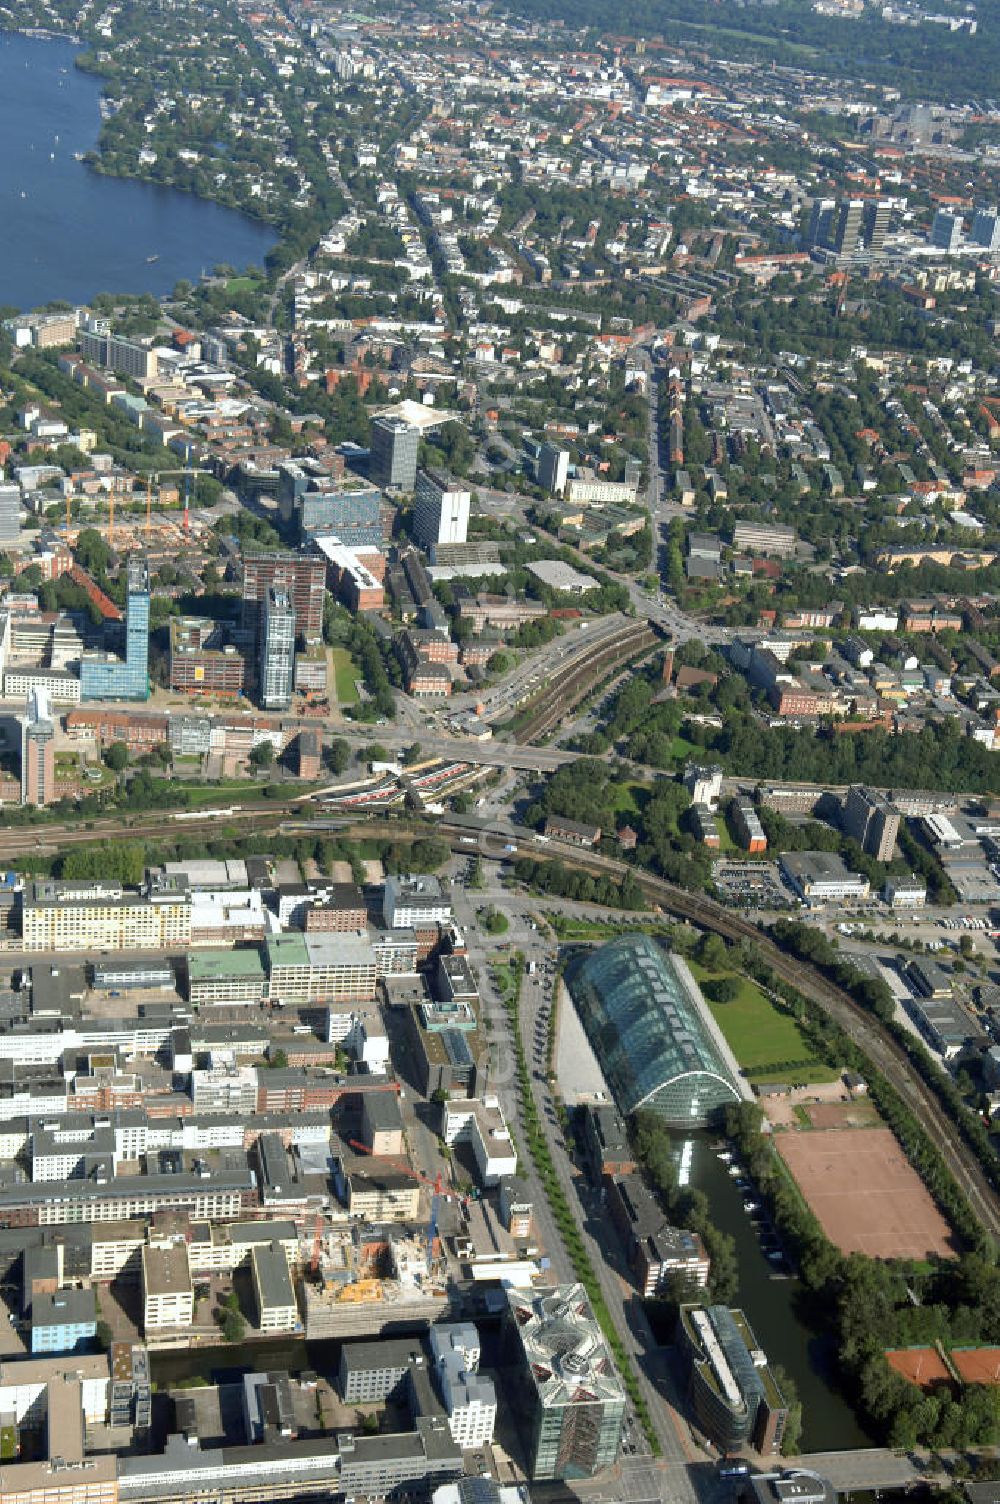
[
  {"left": 104, "top": 741, "right": 129, "bottom": 773},
  {"left": 249, "top": 740, "right": 275, "bottom": 770},
  {"left": 327, "top": 738, "right": 350, "bottom": 775},
  {"left": 61, "top": 842, "right": 145, "bottom": 885},
  {"left": 75, "top": 528, "right": 112, "bottom": 577},
  {"left": 221, "top": 1309, "right": 246, "bottom": 1343}
]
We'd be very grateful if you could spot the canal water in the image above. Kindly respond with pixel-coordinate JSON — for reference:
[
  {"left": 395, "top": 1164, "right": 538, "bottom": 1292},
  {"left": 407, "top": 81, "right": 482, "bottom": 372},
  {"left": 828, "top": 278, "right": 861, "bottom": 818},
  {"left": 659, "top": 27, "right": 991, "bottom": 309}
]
[
  {"left": 149, "top": 1143, "right": 868, "bottom": 1451},
  {"left": 687, "top": 1134, "right": 870, "bottom": 1452},
  {"left": 0, "top": 30, "right": 276, "bottom": 309}
]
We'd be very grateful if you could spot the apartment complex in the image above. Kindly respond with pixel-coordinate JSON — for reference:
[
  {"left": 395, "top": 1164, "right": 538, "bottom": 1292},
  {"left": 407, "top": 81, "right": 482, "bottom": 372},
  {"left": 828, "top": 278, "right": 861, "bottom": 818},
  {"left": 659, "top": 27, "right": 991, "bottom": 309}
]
[
  {"left": 80, "top": 330, "right": 158, "bottom": 380},
  {"left": 240, "top": 551, "right": 326, "bottom": 643},
  {"left": 730, "top": 796, "right": 767, "bottom": 853},
  {"left": 842, "top": 785, "right": 900, "bottom": 861},
  {"left": 22, "top": 876, "right": 192, "bottom": 952}
]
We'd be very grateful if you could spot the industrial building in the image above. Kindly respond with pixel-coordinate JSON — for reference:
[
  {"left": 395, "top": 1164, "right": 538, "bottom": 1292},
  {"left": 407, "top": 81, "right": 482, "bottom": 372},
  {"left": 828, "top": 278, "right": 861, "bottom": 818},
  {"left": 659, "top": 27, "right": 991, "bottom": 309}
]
[{"left": 779, "top": 851, "right": 870, "bottom": 904}]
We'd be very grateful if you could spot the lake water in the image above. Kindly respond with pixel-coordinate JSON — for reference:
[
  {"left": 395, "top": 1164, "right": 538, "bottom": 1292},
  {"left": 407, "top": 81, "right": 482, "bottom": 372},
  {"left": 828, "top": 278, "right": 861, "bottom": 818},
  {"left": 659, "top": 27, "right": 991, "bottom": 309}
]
[{"left": 0, "top": 30, "right": 276, "bottom": 310}]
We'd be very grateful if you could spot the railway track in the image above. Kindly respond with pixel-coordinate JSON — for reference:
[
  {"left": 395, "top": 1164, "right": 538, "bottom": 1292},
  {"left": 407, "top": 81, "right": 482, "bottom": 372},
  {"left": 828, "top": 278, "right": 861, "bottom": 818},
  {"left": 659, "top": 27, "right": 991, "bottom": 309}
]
[
  {"left": 516, "top": 621, "right": 659, "bottom": 743},
  {"left": 589, "top": 855, "right": 1000, "bottom": 1237},
  {"left": 0, "top": 803, "right": 294, "bottom": 859},
  {"left": 429, "top": 818, "right": 1000, "bottom": 1240}
]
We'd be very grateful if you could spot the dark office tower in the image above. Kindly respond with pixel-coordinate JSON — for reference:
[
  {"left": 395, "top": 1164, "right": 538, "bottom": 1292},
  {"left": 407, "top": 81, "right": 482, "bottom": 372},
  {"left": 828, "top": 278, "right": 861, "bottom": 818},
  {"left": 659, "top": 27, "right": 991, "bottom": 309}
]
[
  {"left": 971, "top": 207, "right": 1000, "bottom": 252},
  {"left": 833, "top": 200, "right": 864, "bottom": 257},
  {"left": 259, "top": 588, "right": 295, "bottom": 711},
  {"left": 369, "top": 416, "right": 420, "bottom": 492},
  {"left": 863, "top": 200, "right": 891, "bottom": 257},
  {"left": 807, "top": 198, "right": 836, "bottom": 249}
]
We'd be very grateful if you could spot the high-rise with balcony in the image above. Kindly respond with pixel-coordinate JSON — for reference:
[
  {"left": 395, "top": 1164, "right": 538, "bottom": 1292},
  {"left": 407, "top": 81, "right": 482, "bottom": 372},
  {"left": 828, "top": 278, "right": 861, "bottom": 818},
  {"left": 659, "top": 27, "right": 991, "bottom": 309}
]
[
  {"left": 259, "top": 588, "right": 295, "bottom": 710},
  {"left": 0, "top": 483, "right": 21, "bottom": 543},
  {"left": 79, "top": 556, "right": 150, "bottom": 701},
  {"left": 21, "top": 685, "right": 55, "bottom": 807}
]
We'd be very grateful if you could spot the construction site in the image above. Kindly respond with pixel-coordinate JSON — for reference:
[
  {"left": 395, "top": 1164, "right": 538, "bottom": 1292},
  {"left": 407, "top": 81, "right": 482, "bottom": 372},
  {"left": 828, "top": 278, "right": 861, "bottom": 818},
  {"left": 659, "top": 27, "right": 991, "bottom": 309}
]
[{"left": 302, "top": 1226, "right": 450, "bottom": 1339}]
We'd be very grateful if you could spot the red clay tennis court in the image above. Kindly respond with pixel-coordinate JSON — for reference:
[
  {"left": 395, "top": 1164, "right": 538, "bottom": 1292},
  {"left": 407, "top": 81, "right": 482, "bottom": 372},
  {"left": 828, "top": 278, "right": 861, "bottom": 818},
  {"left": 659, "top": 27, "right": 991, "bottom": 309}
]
[
  {"left": 951, "top": 1349, "right": 1000, "bottom": 1384},
  {"left": 775, "top": 1127, "right": 957, "bottom": 1260},
  {"left": 886, "top": 1348, "right": 952, "bottom": 1390}
]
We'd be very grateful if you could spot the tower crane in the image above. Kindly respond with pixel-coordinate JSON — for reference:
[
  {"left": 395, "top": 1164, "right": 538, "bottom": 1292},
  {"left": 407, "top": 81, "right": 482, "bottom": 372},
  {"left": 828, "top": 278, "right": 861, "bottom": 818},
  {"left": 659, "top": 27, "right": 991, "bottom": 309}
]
[{"left": 349, "top": 1140, "right": 466, "bottom": 1264}]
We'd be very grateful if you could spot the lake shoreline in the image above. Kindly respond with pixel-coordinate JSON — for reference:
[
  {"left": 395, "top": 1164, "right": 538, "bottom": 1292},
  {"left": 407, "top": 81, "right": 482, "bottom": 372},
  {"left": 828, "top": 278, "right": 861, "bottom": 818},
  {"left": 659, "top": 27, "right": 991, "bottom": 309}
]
[{"left": 0, "top": 29, "right": 276, "bottom": 310}]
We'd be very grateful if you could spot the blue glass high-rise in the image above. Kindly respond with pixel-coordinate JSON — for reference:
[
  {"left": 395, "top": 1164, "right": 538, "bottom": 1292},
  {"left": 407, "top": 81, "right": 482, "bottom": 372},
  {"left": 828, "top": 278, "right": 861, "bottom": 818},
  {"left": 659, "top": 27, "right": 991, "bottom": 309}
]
[{"left": 80, "top": 556, "right": 150, "bottom": 701}]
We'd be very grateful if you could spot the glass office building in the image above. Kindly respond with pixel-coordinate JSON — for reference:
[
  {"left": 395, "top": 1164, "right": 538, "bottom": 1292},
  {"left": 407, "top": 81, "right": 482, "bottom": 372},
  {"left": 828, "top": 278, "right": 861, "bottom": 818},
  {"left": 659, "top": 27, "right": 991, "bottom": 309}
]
[
  {"left": 79, "top": 556, "right": 150, "bottom": 702},
  {"left": 503, "top": 1285, "right": 626, "bottom": 1481},
  {"left": 259, "top": 587, "right": 295, "bottom": 710},
  {"left": 568, "top": 935, "right": 742, "bottom": 1126}
]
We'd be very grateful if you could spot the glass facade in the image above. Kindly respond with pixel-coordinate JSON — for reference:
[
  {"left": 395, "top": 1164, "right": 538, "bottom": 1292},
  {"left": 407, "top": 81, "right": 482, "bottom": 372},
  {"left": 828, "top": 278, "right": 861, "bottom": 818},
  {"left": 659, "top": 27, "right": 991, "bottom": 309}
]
[
  {"left": 80, "top": 556, "right": 150, "bottom": 701},
  {"left": 568, "top": 935, "right": 742, "bottom": 1126},
  {"left": 260, "top": 588, "right": 295, "bottom": 710}
]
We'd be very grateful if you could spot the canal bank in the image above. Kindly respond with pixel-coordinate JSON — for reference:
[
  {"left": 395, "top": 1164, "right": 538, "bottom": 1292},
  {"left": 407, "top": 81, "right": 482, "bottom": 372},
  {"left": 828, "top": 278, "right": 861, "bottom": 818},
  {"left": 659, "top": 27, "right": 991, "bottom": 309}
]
[
  {"left": 148, "top": 1318, "right": 505, "bottom": 1395},
  {"left": 687, "top": 1133, "right": 870, "bottom": 1453}
]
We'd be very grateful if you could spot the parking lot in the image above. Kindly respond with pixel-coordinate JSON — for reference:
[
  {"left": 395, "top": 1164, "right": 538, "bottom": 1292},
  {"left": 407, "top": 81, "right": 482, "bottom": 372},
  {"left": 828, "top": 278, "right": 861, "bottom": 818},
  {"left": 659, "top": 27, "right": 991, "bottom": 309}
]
[{"left": 712, "top": 859, "right": 793, "bottom": 908}]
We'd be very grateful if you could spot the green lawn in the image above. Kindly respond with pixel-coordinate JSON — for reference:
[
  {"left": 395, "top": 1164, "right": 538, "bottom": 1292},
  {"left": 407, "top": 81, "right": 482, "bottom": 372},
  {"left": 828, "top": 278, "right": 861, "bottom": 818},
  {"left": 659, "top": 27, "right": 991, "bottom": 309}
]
[
  {"left": 690, "top": 961, "right": 841, "bottom": 1084},
  {"left": 330, "top": 647, "right": 360, "bottom": 706},
  {"left": 226, "top": 276, "right": 260, "bottom": 293},
  {"left": 670, "top": 735, "right": 700, "bottom": 763},
  {"left": 0, "top": 1425, "right": 17, "bottom": 1460},
  {"left": 608, "top": 780, "right": 650, "bottom": 817}
]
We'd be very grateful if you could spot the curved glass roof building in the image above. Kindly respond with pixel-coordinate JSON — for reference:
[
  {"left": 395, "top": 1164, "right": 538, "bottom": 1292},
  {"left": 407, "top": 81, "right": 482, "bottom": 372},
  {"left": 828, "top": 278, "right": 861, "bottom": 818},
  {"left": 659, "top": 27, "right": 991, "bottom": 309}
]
[{"left": 568, "top": 935, "right": 743, "bottom": 1127}]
